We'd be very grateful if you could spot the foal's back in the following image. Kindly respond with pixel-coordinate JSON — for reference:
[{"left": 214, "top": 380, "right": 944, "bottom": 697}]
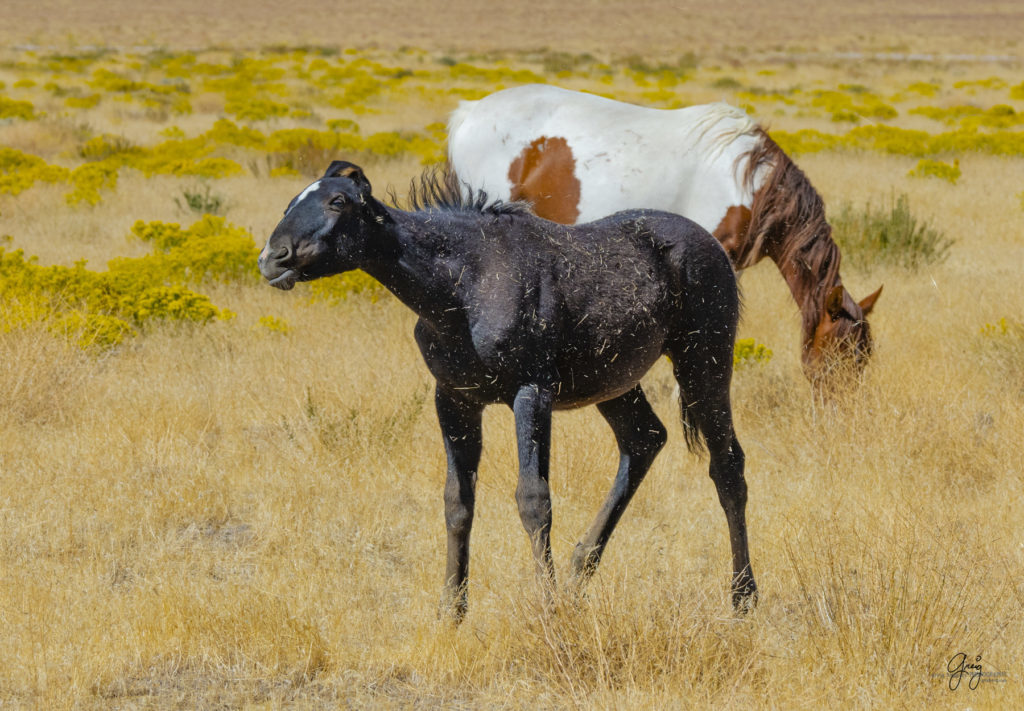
[{"left": 461, "top": 208, "right": 737, "bottom": 408}]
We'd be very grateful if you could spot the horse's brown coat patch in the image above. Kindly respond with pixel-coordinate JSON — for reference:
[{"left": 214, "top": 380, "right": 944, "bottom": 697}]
[
  {"left": 712, "top": 205, "right": 752, "bottom": 264},
  {"left": 508, "top": 136, "right": 581, "bottom": 224}
]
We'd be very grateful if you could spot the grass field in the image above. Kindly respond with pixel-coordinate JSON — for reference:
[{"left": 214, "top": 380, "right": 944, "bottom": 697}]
[{"left": 2, "top": 4, "right": 1023, "bottom": 708}]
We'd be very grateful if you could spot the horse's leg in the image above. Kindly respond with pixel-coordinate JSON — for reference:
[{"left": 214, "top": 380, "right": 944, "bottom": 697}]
[
  {"left": 512, "top": 383, "right": 557, "bottom": 590},
  {"left": 435, "top": 384, "right": 483, "bottom": 623},
  {"left": 570, "top": 385, "right": 666, "bottom": 584},
  {"left": 671, "top": 353, "right": 758, "bottom": 612}
]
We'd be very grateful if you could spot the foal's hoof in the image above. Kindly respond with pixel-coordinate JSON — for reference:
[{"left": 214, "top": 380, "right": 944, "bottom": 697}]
[
  {"left": 438, "top": 590, "right": 468, "bottom": 626},
  {"left": 731, "top": 579, "right": 759, "bottom": 614},
  {"left": 569, "top": 542, "right": 600, "bottom": 580}
]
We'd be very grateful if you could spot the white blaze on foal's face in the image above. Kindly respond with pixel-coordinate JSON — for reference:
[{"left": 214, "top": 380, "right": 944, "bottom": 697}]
[
  {"left": 287, "top": 180, "right": 322, "bottom": 215},
  {"left": 260, "top": 180, "right": 323, "bottom": 263}
]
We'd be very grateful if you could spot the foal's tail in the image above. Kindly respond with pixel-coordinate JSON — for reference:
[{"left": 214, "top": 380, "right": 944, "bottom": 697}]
[
  {"left": 664, "top": 229, "right": 742, "bottom": 456},
  {"left": 676, "top": 382, "right": 707, "bottom": 455}
]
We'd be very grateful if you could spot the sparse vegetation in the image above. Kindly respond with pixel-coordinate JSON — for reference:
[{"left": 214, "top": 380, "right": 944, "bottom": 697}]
[
  {"left": 831, "top": 192, "right": 953, "bottom": 270},
  {"left": 175, "top": 183, "right": 227, "bottom": 215}
]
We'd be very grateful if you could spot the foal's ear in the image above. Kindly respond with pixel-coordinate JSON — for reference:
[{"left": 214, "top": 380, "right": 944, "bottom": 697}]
[
  {"left": 858, "top": 285, "right": 883, "bottom": 316},
  {"left": 323, "top": 161, "right": 372, "bottom": 195},
  {"left": 824, "top": 285, "right": 847, "bottom": 320}
]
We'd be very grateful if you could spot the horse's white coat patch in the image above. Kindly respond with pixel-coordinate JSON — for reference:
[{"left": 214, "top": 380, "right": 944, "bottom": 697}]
[
  {"left": 447, "top": 85, "right": 764, "bottom": 230},
  {"left": 287, "top": 180, "right": 321, "bottom": 214}
]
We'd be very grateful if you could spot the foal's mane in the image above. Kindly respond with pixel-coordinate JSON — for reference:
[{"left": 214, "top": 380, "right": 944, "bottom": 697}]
[
  {"left": 738, "top": 129, "right": 842, "bottom": 341},
  {"left": 396, "top": 165, "right": 532, "bottom": 216}
]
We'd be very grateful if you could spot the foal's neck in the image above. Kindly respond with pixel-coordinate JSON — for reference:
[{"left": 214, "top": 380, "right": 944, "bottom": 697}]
[{"left": 359, "top": 207, "right": 466, "bottom": 322}]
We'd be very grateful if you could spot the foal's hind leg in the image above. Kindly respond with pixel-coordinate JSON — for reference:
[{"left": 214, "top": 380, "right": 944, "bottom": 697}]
[
  {"left": 512, "top": 384, "right": 557, "bottom": 590},
  {"left": 672, "top": 354, "right": 758, "bottom": 611},
  {"left": 436, "top": 384, "right": 483, "bottom": 623},
  {"left": 570, "top": 386, "right": 666, "bottom": 584}
]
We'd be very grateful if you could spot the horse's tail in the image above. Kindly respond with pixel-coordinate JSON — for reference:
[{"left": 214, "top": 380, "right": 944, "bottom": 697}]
[{"left": 446, "top": 99, "right": 478, "bottom": 161}]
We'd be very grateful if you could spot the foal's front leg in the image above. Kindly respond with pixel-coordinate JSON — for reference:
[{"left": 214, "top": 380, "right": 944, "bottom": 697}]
[
  {"left": 512, "top": 383, "right": 556, "bottom": 590},
  {"left": 436, "top": 385, "right": 483, "bottom": 623}
]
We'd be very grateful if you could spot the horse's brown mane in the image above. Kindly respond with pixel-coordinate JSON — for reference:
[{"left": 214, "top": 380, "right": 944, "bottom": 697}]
[{"left": 739, "top": 129, "right": 842, "bottom": 343}]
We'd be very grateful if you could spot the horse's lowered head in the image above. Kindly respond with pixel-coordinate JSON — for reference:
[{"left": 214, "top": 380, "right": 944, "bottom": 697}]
[
  {"left": 804, "top": 283, "right": 883, "bottom": 380},
  {"left": 259, "top": 161, "right": 381, "bottom": 290}
]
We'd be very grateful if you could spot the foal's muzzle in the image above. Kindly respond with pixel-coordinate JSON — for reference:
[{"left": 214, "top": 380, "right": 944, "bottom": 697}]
[
  {"left": 265, "top": 268, "right": 299, "bottom": 290},
  {"left": 259, "top": 241, "right": 299, "bottom": 290}
]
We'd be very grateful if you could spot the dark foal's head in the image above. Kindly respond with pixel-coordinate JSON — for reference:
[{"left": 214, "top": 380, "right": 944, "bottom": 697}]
[
  {"left": 804, "top": 283, "right": 883, "bottom": 379},
  {"left": 259, "top": 161, "right": 378, "bottom": 290}
]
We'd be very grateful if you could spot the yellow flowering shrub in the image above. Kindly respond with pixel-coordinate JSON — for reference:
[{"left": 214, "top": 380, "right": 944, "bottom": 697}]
[
  {"left": 66, "top": 161, "right": 120, "bottom": 205},
  {"left": 0, "top": 246, "right": 229, "bottom": 350},
  {"left": 0, "top": 95, "right": 37, "bottom": 120},
  {"left": 38, "top": 49, "right": 111, "bottom": 75},
  {"left": 980, "top": 318, "right": 1018, "bottom": 337},
  {"left": 326, "top": 118, "right": 360, "bottom": 133},
  {"left": 908, "top": 158, "right": 961, "bottom": 184},
  {"left": 733, "top": 338, "right": 773, "bottom": 368},
  {"left": 266, "top": 128, "right": 360, "bottom": 154},
  {"left": 903, "top": 81, "right": 942, "bottom": 97},
  {"left": 772, "top": 125, "right": 1024, "bottom": 157},
  {"left": 0, "top": 215, "right": 264, "bottom": 349},
  {"left": 130, "top": 152, "right": 244, "bottom": 179},
  {"left": 64, "top": 94, "right": 101, "bottom": 109},
  {"left": 307, "top": 271, "right": 386, "bottom": 304},
  {"left": 0, "top": 147, "right": 69, "bottom": 195},
  {"left": 735, "top": 89, "right": 796, "bottom": 106},
  {"left": 125, "top": 215, "right": 261, "bottom": 284},
  {"left": 362, "top": 131, "right": 444, "bottom": 164},
  {"left": 446, "top": 62, "right": 544, "bottom": 85},
  {"left": 79, "top": 134, "right": 141, "bottom": 161},
  {"left": 910, "top": 104, "right": 1024, "bottom": 130},
  {"left": 257, "top": 315, "right": 291, "bottom": 334},
  {"left": 810, "top": 90, "right": 897, "bottom": 122},
  {"left": 224, "top": 94, "right": 291, "bottom": 122},
  {"left": 953, "top": 77, "right": 1006, "bottom": 91},
  {"left": 89, "top": 68, "right": 146, "bottom": 93},
  {"left": 87, "top": 68, "right": 191, "bottom": 114}
]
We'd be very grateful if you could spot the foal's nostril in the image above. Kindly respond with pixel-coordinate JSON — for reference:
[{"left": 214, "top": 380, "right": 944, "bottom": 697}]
[{"left": 271, "top": 245, "right": 292, "bottom": 261}]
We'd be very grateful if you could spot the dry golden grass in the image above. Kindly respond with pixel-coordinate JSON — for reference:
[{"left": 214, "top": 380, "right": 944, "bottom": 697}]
[{"left": 2, "top": 6, "right": 1024, "bottom": 708}]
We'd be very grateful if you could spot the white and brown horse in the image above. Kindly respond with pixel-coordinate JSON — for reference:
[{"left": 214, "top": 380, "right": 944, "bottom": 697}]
[{"left": 448, "top": 84, "right": 882, "bottom": 380}]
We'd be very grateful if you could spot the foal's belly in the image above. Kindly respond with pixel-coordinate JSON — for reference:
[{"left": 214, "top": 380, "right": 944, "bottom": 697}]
[
  {"left": 551, "top": 335, "right": 665, "bottom": 408},
  {"left": 416, "top": 318, "right": 666, "bottom": 409}
]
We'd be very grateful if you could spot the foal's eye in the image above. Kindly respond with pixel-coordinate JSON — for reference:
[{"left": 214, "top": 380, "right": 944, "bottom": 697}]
[{"left": 329, "top": 195, "right": 347, "bottom": 209}]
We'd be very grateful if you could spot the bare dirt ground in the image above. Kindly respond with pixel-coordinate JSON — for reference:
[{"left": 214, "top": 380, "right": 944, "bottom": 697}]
[{"left": 4, "top": 0, "right": 1023, "bottom": 59}]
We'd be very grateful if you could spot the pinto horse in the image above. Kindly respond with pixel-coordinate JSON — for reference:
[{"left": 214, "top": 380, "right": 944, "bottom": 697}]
[
  {"left": 259, "top": 161, "right": 756, "bottom": 621},
  {"left": 447, "top": 84, "right": 883, "bottom": 380}
]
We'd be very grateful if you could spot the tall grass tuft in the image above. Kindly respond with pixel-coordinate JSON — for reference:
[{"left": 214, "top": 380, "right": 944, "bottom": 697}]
[
  {"left": 830, "top": 192, "right": 954, "bottom": 271},
  {"left": 175, "top": 183, "right": 227, "bottom": 216}
]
